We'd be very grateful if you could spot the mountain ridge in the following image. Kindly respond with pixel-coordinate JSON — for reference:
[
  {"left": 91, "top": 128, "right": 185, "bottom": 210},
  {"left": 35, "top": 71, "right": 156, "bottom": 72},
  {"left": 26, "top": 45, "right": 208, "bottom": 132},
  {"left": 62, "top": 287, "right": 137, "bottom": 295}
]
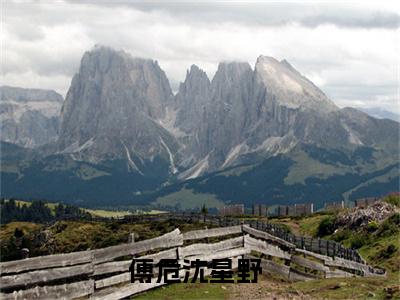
[
  {"left": 0, "top": 86, "right": 63, "bottom": 148},
  {"left": 1, "top": 46, "right": 398, "bottom": 209}
]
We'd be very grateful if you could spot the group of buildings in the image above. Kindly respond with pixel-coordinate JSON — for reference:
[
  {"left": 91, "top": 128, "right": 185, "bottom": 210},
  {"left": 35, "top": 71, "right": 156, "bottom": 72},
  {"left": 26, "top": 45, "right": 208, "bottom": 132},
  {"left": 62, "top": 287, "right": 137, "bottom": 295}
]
[
  {"left": 324, "top": 197, "right": 382, "bottom": 210},
  {"left": 217, "top": 203, "right": 314, "bottom": 217},
  {"left": 218, "top": 204, "right": 245, "bottom": 216},
  {"left": 216, "top": 194, "right": 391, "bottom": 217},
  {"left": 276, "top": 203, "right": 314, "bottom": 217}
]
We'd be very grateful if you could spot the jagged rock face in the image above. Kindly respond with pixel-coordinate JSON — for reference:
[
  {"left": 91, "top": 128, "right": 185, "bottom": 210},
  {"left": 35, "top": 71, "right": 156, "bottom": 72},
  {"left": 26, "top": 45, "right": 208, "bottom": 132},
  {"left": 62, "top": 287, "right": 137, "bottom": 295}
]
[
  {"left": 58, "top": 46, "right": 178, "bottom": 168},
  {"left": 174, "top": 65, "right": 211, "bottom": 135},
  {"left": 198, "top": 62, "right": 255, "bottom": 167},
  {"left": 173, "top": 58, "right": 343, "bottom": 176},
  {"left": 0, "top": 86, "right": 63, "bottom": 148},
  {"left": 173, "top": 62, "right": 257, "bottom": 175},
  {"left": 171, "top": 56, "right": 398, "bottom": 178}
]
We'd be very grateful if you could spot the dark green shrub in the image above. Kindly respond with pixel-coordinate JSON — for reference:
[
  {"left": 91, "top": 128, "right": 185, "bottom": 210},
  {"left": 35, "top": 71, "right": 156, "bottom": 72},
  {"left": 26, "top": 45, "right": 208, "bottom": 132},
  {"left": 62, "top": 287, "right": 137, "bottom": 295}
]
[
  {"left": 317, "top": 216, "right": 336, "bottom": 237},
  {"left": 331, "top": 229, "right": 351, "bottom": 242},
  {"left": 106, "top": 221, "right": 121, "bottom": 231},
  {"left": 278, "top": 223, "right": 293, "bottom": 234},
  {"left": 367, "top": 221, "right": 379, "bottom": 233},
  {"left": 376, "top": 213, "right": 400, "bottom": 237},
  {"left": 378, "top": 244, "right": 398, "bottom": 259},
  {"left": 384, "top": 195, "right": 400, "bottom": 207},
  {"left": 349, "top": 233, "right": 370, "bottom": 249},
  {"left": 14, "top": 228, "right": 24, "bottom": 238}
]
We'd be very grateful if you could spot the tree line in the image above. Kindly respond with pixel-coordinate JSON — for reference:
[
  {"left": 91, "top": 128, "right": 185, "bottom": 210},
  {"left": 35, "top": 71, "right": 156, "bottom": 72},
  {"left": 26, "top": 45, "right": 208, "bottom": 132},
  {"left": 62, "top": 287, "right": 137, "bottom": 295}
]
[{"left": 0, "top": 199, "right": 92, "bottom": 224}]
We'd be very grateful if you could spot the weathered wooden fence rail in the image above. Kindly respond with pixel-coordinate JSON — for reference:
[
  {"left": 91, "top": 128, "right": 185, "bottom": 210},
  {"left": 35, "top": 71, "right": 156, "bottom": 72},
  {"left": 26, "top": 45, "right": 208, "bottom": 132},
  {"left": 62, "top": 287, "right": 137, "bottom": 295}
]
[
  {"left": 0, "top": 222, "right": 385, "bottom": 299},
  {"left": 54, "top": 212, "right": 365, "bottom": 263},
  {"left": 122, "top": 213, "right": 366, "bottom": 263}
]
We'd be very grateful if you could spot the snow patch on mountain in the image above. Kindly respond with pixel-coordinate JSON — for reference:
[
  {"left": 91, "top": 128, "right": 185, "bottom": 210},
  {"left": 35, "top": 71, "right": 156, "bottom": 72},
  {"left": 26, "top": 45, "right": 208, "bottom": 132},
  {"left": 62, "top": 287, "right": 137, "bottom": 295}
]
[
  {"left": 122, "top": 141, "right": 143, "bottom": 175},
  {"left": 179, "top": 154, "right": 210, "bottom": 180},
  {"left": 160, "top": 137, "right": 178, "bottom": 174},
  {"left": 222, "top": 143, "right": 248, "bottom": 168},
  {"left": 254, "top": 135, "right": 297, "bottom": 154},
  {"left": 342, "top": 123, "right": 363, "bottom": 145}
]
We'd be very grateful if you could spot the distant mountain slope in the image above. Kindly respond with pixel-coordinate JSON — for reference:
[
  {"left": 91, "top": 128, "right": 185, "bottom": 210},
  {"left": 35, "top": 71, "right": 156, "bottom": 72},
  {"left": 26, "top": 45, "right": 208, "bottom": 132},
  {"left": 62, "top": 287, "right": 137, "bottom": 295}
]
[
  {"left": 151, "top": 145, "right": 399, "bottom": 210},
  {"left": 0, "top": 86, "right": 63, "bottom": 148},
  {"left": 358, "top": 107, "right": 400, "bottom": 122}
]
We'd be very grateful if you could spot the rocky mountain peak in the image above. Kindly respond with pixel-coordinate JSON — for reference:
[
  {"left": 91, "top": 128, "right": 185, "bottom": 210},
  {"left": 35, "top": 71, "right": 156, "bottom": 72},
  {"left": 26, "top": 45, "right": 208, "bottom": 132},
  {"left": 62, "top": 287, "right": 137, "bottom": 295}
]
[
  {"left": 211, "top": 61, "right": 253, "bottom": 102},
  {"left": 173, "top": 65, "right": 211, "bottom": 135},
  {"left": 212, "top": 61, "right": 252, "bottom": 84},
  {"left": 180, "top": 65, "right": 210, "bottom": 94},
  {"left": 76, "top": 46, "right": 173, "bottom": 119},
  {"left": 58, "top": 46, "right": 177, "bottom": 164},
  {"left": 187, "top": 64, "right": 208, "bottom": 77},
  {"left": 255, "top": 55, "right": 337, "bottom": 112}
]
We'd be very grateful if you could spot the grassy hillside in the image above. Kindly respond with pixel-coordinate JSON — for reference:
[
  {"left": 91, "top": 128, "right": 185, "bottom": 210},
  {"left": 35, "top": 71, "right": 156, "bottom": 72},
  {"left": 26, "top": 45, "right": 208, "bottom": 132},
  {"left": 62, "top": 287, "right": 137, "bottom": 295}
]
[
  {"left": 154, "top": 188, "right": 224, "bottom": 210},
  {"left": 0, "top": 219, "right": 211, "bottom": 261},
  {"left": 134, "top": 275, "right": 399, "bottom": 300},
  {"left": 149, "top": 152, "right": 399, "bottom": 210},
  {"left": 1, "top": 196, "right": 398, "bottom": 299},
  {"left": 135, "top": 196, "right": 400, "bottom": 299}
]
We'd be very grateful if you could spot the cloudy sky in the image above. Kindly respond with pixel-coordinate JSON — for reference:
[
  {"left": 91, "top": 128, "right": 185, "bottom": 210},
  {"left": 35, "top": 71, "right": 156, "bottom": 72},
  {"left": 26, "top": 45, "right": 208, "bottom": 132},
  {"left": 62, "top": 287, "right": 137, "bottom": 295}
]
[{"left": 2, "top": 0, "right": 399, "bottom": 113}]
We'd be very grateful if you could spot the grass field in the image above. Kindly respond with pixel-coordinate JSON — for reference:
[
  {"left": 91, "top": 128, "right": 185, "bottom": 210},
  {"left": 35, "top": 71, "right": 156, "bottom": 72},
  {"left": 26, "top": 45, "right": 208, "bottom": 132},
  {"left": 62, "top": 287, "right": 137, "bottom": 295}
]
[
  {"left": 133, "top": 271, "right": 400, "bottom": 300},
  {"left": 83, "top": 208, "right": 133, "bottom": 218},
  {"left": 154, "top": 188, "right": 224, "bottom": 210},
  {"left": 268, "top": 213, "right": 332, "bottom": 236},
  {"left": 0, "top": 221, "right": 42, "bottom": 241},
  {"left": 11, "top": 199, "right": 167, "bottom": 218},
  {"left": 134, "top": 281, "right": 228, "bottom": 300}
]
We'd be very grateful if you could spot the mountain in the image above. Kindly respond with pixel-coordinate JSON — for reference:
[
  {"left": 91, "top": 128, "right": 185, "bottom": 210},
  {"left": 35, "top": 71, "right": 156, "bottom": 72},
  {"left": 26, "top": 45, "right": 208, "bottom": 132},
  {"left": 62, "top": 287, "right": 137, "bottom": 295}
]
[
  {"left": 359, "top": 107, "right": 400, "bottom": 122},
  {"left": 0, "top": 86, "right": 63, "bottom": 148},
  {"left": 1, "top": 46, "right": 398, "bottom": 209},
  {"left": 58, "top": 46, "right": 178, "bottom": 167},
  {"left": 172, "top": 56, "right": 397, "bottom": 178},
  {"left": 254, "top": 56, "right": 337, "bottom": 111}
]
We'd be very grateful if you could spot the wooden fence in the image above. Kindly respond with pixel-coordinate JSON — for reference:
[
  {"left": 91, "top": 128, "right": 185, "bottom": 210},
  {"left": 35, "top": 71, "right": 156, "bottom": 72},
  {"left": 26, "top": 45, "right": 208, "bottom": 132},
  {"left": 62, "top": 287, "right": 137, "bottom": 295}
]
[
  {"left": 0, "top": 222, "right": 385, "bottom": 300},
  {"left": 122, "top": 213, "right": 366, "bottom": 263},
  {"left": 51, "top": 212, "right": 368, "bottom": 263}
]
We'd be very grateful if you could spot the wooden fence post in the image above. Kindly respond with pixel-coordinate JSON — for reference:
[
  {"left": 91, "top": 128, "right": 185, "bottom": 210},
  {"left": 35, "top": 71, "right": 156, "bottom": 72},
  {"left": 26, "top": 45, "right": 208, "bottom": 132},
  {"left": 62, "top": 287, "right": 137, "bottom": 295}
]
[
  {"left": 128, "top": 233, "right": 135, "bottom": 243},
  {"left": 318, "top": 238, "right": 321, "bottom": 254},
  {"left": 176, "top": 247, "right": 181, "bottom": 261}
]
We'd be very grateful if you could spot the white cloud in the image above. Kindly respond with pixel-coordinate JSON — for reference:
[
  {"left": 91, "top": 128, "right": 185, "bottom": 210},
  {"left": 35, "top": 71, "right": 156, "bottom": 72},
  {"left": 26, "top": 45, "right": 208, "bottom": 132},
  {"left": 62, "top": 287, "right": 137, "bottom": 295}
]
[{"left": 2, "top": 0, "right": 399, "bottom": 112}]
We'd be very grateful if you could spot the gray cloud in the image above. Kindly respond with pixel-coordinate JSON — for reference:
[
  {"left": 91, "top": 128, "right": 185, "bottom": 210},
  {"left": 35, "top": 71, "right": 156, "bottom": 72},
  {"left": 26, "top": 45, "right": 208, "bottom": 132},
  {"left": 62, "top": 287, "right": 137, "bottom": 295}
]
[{"left": 72, "top": 1, "right": 400, "bottom": 29}]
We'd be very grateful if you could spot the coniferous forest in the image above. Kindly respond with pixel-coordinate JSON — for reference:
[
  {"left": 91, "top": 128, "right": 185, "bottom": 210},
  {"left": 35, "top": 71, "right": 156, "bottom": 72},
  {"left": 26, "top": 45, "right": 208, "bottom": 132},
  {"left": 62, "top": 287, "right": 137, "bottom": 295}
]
[{"left": 0, "top": 199, "right": 92, "bottom": 224}]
